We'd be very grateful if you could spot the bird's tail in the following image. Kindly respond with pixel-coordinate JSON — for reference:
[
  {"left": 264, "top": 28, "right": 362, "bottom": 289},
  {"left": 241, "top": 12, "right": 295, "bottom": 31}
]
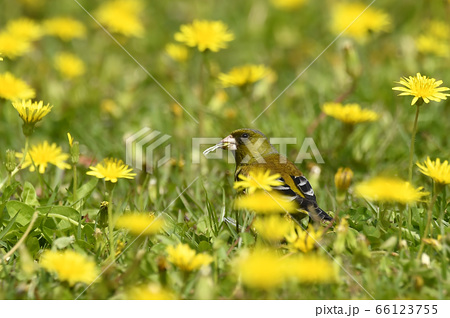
[{"left": 309, "top": 205, "right": 333, "bottom": 222}]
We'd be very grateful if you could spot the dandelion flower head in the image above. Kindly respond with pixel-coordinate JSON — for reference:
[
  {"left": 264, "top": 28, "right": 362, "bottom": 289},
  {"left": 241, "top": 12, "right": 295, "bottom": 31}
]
[
  {"left": 355, "top": 176, "right": 428, "bottom": 204},
  {"left": 322, "top": 102, "right": 379, "bottom": 124},
  {"left": 54, "top": 52, "right": 86, "bottom": 79},
  {"left": 115, "top": 212, "right": 165, "bottom": 236},
  {"left": 43, "top": 17, "right": 86, "bottom": 41},
  {"left": 234, "top": 191, "right": 298, "bottom": 214},
  {"left": 0, "top": 31, "right": 32, "bottom": 59},
  {"left": 126, "top": 284, "right": 176, "bottom": 300},
  {"left": 40, "top": 250, "right": 98, "bottom": 286},
  {"left": 16, "top": 141, "right": 70, "bottom": 174},
  {"left": 166, "top": 243, "right": 213, "bottom": 272},
  {"left": 392, "top": 73, "right": 450, "bottom": 106},
  {"left": 12, "top": 99, "right": 53, "bottom": 124},
  {"left": 175, "top": 20, "right": 234, "bottom": 52},
  {"left": 219, "top": 64, "right": 271, "bottom": 88},
  {"left": 234, "top": 169, "right": 283, "bottom": 194},
  {"left": 0, "top": 73, "right": 35, "bottom": 100},
  {"left": 96, "top": 0, "right": 144, "bottom": 37},
  {"left": 87, "top": 158, "right": 136, "bottom": 183},
  {"left": 165, "top": 43, "right": 189, "bottom": 62},
  {"left": 417, "top": 157, "right": 450, "bottom": 185},
  {"left": 330, "top": 2, "right": 391, "bottom": 41}
]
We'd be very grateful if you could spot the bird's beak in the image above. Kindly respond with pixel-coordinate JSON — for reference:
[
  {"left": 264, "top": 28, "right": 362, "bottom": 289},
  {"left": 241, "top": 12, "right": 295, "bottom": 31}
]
[
  {"left": 220, "top": 135, "right": 237, "bottom": 151},
  {"left": 203, "top": 135, "right": 237, "bottom": 156}
]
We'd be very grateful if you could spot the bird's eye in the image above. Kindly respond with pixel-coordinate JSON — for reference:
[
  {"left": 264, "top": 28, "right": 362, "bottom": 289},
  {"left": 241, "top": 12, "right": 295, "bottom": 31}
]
[{"left": 242, "top": 133, "right": 249, "bottom": 138}]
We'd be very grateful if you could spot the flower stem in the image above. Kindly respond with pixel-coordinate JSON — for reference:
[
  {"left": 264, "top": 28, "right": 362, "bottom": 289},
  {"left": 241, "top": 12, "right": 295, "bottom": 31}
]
[
  {"left": 417, "top": 184, "right": 440, "bottom": 259},
  {"left": 0, "top": 136, "right": 29, "bottom": 191},
  {"left": 107, "top": 184, "right": 116, "bottom": 262},
  {"left": 73, "top": 165, "right": 78, "bottom": 207},
  {"left": 439, "top": 186, "right": 447, "bottom": 280},
  {"left": 2, "top": 210, "right": 38, "bottom": 261},
  {"left": 408, "top": 106, "right": 420, "bottom": 182},
  {"left": 198, "top": 51, "right": 209, "bottom": 137}
]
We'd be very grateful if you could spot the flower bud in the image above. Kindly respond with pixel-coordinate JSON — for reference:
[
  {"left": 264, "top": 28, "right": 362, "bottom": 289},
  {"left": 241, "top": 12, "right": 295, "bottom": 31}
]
[
  {"left": 343, "top": 41, "right": 362, "bottom": 80},
  {"left": 335, "top": 167, "right": 353, "bottom": 191},
  {"left": 335, "top": 167, "right": 353, "bottom": 203},
  {"left": 5, "top": 149, "right": 16, "bottom": 172},
  {"left": 70, "top": 141, "right": 80, "bottom": 165},
  {"left": 97, "top": 201, "right": 109, "bottom": 228}
]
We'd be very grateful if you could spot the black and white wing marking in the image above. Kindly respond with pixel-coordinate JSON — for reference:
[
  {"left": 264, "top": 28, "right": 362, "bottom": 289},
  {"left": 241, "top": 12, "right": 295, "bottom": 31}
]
[
  {"left": 290, "top": 175, "right": 317, "bottom": 202},
  {"left": 265, "top": 176, "right": 332, "bottom": 221},
  {"left": 271, "top": 177, "right": 298, "bottom": 200}
]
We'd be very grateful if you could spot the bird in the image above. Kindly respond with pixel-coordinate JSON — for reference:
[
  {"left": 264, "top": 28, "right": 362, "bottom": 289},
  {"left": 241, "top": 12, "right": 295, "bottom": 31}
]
[{"left": 204, "top": 128, "right": 332, "bottom": 222}]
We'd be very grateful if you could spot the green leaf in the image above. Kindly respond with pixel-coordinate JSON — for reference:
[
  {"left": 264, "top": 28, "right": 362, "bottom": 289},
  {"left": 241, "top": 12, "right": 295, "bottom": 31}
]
[
  {"left": 240, "top": 232, "right": 255, "bottom": 246},
  {"left": 363, "top": 224, "right": 381, "bottom": 238},
  {"left": 0, "top": 210, "right": 20, "bottom": 240},
  {"left": 53, "top": 235, "right": 75, "bottom": 249},
  {"left": 39, "top": 206, "right": 81, "bottom": 230},
  {"left": 198, "top": 240, "right": 212, "bottom": 252},
  {"left": 21, "top": 182, "right": 40, "bottom": 207},
  {"left": 6, "top": 201, "right": 35, "bottom": 227},
  {"left": 1, "top": 181, "right": 20, "bottom": 204},
  {"left": 26, "top": 235, "right": 40, "bottom": 255},
  {"left": 67, "top": 178, "right": 98, "bottom": 205}
]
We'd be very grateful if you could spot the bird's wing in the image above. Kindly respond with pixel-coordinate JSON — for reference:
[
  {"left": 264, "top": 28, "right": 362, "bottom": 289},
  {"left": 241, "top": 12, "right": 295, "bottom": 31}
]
[
  {"left": 233, "top": 154, "right": 331, "bottom": 221},
  {"left": 272, "top": 175, "right": 317, "bottom": 202}
]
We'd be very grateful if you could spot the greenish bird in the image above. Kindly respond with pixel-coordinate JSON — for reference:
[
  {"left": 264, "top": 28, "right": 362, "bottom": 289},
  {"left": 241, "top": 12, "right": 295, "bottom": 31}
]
[{"left": 206, "top": 128, "right": 332, "bottom": 222}]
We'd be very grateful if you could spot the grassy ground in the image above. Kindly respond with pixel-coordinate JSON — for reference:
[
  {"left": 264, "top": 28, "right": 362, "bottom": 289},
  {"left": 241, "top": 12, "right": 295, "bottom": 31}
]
[{"left": 0, "top": 0, "right": 449, "bottom": 299}]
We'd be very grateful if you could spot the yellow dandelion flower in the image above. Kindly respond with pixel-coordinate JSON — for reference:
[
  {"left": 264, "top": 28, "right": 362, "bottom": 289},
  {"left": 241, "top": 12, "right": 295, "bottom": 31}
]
[
  {"left": 0, "top": 31, "right": 32, "bottom": 59},
  {"left": 87, "top": 158, "right": 136, "bottom": 183},
  {"left": 417, "top": 157, "right": 450, "bottom": 185},
  {"left": 416, "top": 35, "right": 449, "bottom": 58},
  {"left": 12, "top": 99, "right": 53, "bottom": 124},
  {"left": 235, "top": 190, "right": 298, "bottom": 214},
  {"left": 165, "top": 43, "right": 189, "bottom": 63},
  {"left": 330, "top": 2, "right": 391, "bottom": 41},
  {"left": 271, "top": 0, "right": 307, "bottom": 10},
  {"left": 40, "top": 250, "right": 99, "bottom": 286},
  {"left": 355, "top": 176, "right": 428, "bottom": 204},
  {"left": 285, "top": 226, "right": 322, "bottom": 253},
  {"left": 219, "top": 64, "right": 271, "bottom": 88},
  {"left": 322, "top": 102, "right": 379, "bottom": 124},
  {"left": 115, "top": 212, "right": 164, "bottom": 236},
  {"left": 428, "top": 20, "right": 450, "bottom": 40},
  {"left": 96, "top": 0, "right": 144, "bottom": 37},
  {"left": 43, "top": 17, "right": 86, "bottom": 41},
  {"left": 126, "top": 284, "right": 176, "bottom": 300},
  {"left": 253, "top": 215, "right": 293, "bottom": 241},
  {"left": 0, "top": 72, "right": 35, "bottom": 101},
  {"left": 16, "top": 141, "right": 70, "bottom": 174},
  {"left": 235, "top": 249, "right": 287, "bottom": 290},
  {"left": 287, "top": 255, "right": 338, "bottom": 284},
  {"left": 234, "top": 169, "right": 283, "bottom": 194},
  {"left": 392, "top": 73, "right": 450, "bottom": 106},
  {"left": 6, "top": 18, "right": 43, "bottom": 42},
  {"left": 175, "top": 19, "right": 234, "bottom": 52},
  {"left": 166, "top": 243, "right": 213, "bottom": 272},
  {"left": 100, "top": 99, "right": 121, "bottom": 117},
  {"left": 54, "top": 52, "right": 86, "bottom": 79}
]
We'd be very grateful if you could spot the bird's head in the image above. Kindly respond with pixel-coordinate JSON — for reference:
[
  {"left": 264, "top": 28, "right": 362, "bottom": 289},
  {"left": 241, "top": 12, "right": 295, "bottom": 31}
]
[{"left": 220, "top": 128, "right": 277, "bottom": 165}]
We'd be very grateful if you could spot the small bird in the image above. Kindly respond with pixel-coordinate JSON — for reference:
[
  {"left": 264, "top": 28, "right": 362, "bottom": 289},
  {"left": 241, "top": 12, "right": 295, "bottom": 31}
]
[{"left": 204, "top": 128, "right": 332, "bottom": 222}]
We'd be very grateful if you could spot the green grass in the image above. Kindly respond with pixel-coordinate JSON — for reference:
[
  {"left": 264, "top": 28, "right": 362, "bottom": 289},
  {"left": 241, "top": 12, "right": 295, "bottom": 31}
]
[{"left": 0, "top": 0, "right": 449, "bottom": 299}]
